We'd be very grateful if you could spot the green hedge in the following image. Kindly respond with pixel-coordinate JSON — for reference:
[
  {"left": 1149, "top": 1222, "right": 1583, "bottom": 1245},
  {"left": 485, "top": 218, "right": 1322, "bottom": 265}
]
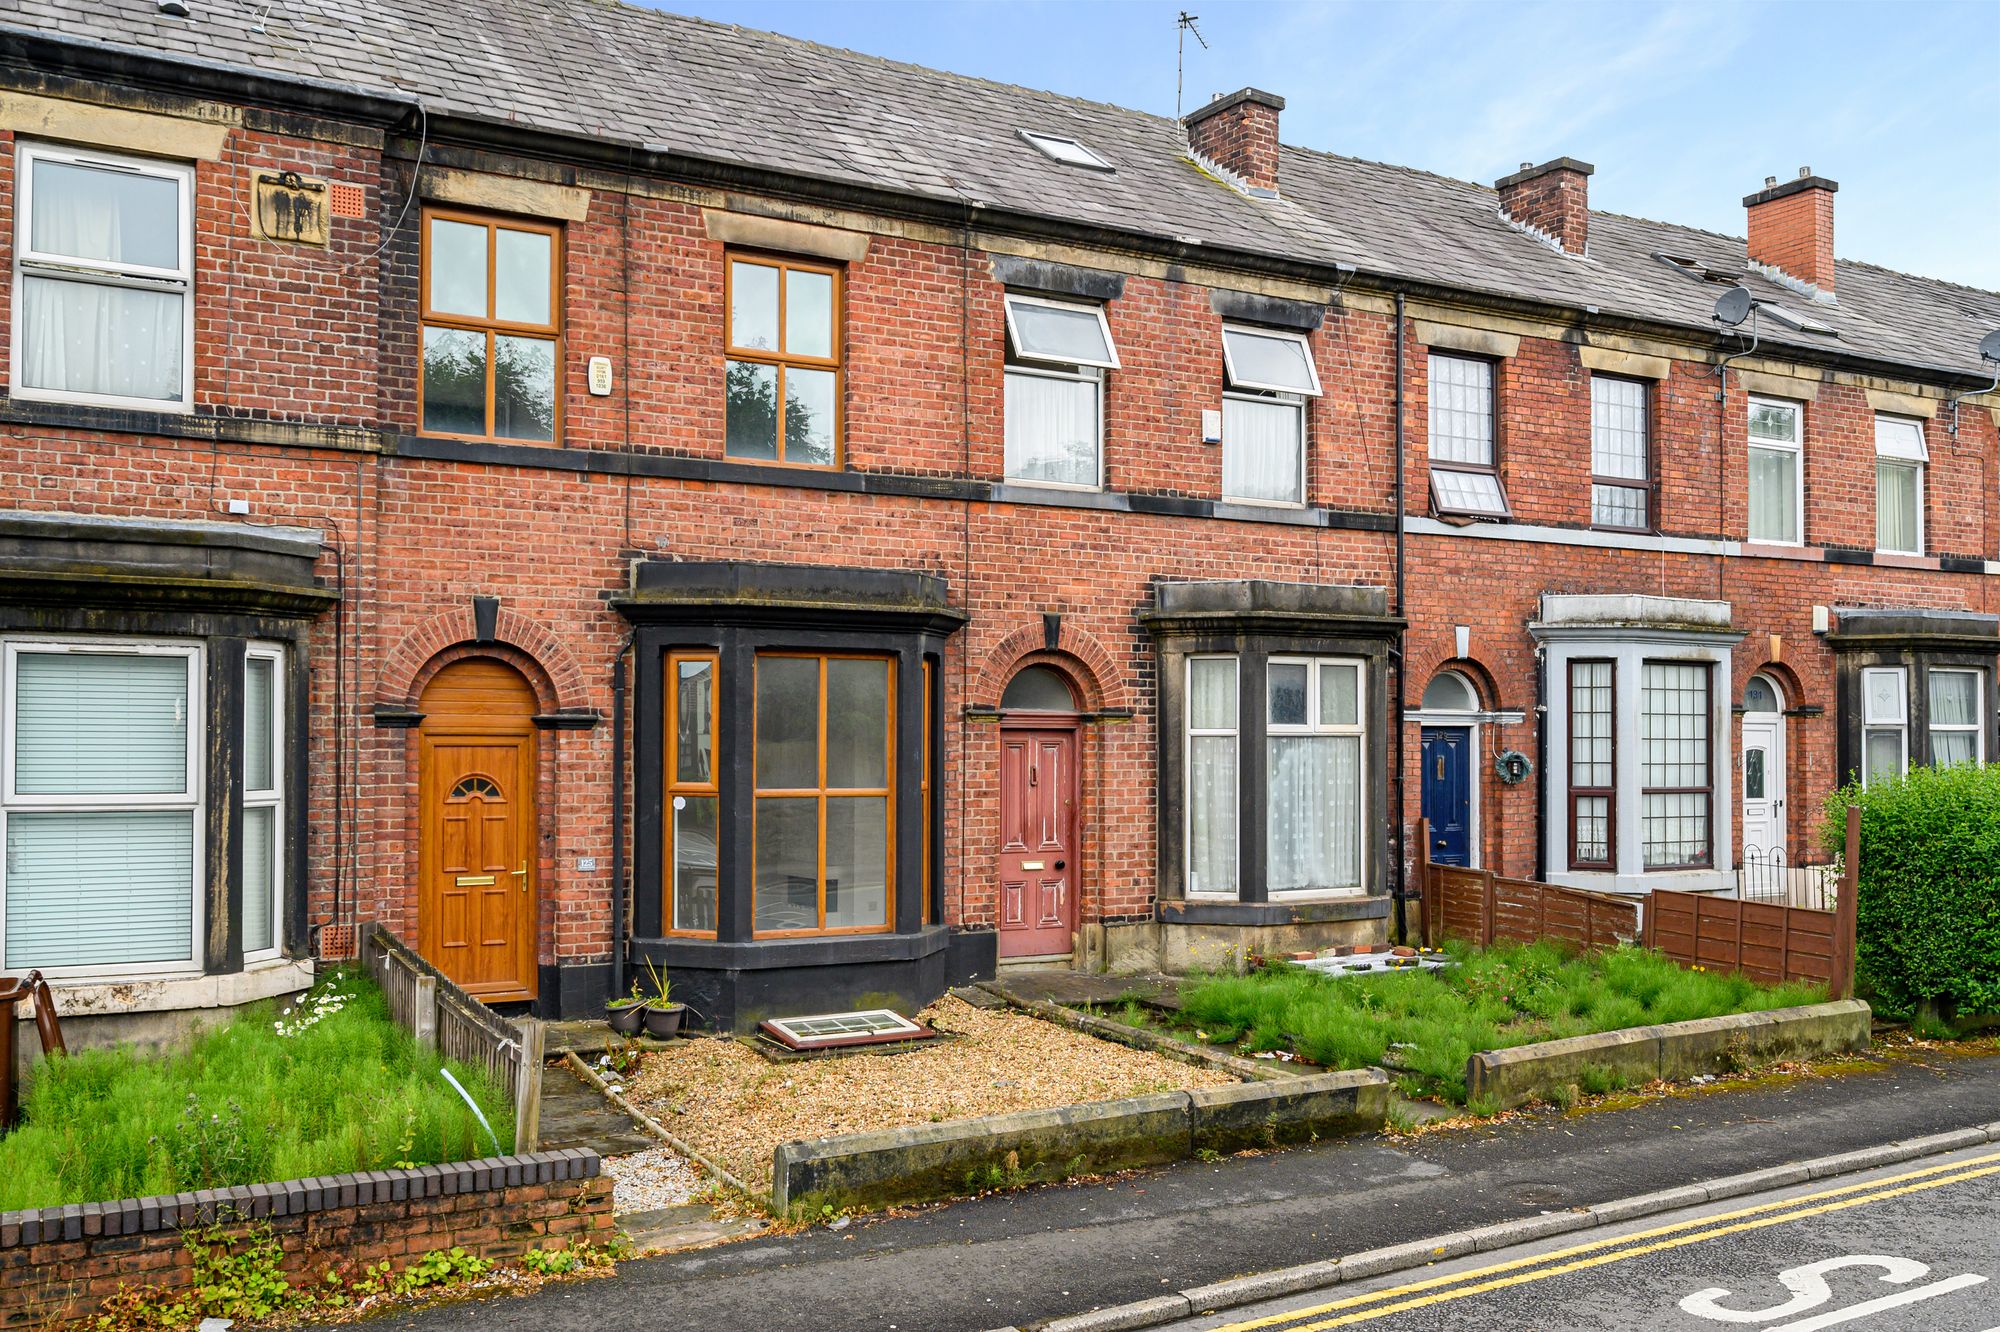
[{"left": 1822, "top": 763, "right": 2000, "bottom": 1020}]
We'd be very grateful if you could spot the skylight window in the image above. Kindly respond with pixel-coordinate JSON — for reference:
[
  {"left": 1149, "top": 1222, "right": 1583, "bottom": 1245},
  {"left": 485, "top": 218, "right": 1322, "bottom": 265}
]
[
  {"left": 1019, "top": 130, "right": 1114, "bottom": 172},
  {"left": 1222, "top": 326, "right": 1323, "bottom": 397},
  {"left": 1755, "top": 303, "right": 1838, "bottom": 337},
  {"left": 1655, "top": 252, "right": 1743, "bottom": 285},
  {"left": 759, "top": 1009, "right": 933, "bottom": 1051}
]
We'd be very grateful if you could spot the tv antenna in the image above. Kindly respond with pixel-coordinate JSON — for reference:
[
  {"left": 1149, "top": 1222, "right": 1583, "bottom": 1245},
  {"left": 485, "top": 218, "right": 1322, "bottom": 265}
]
[{"left": 1177, "top": 11, "right": 1208, "bottom": 117}]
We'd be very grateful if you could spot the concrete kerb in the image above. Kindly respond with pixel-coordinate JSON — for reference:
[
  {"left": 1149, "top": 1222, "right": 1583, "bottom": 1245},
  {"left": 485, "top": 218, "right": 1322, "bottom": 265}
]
[
  {"left": 992, "top": 1118, "right": 2000, "bottom": 1332},
  {"left": 771, "top": 1068, "right": 1391, "bottom": 1215},
  {"left": 1466, "top": 1000, "right": 1873, "bottom": 1110}
]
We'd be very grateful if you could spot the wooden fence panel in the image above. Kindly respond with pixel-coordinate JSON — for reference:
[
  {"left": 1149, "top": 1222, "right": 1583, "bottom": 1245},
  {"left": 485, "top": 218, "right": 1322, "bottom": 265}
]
[
  {"left": 1415, "top": 824, "right": 1637, "bottom": 952},
  {"left": 359, "top": 922, "right": 542, "bottom": 1153},
  {"left": 1644, "top": 888, "right": 1847, "bottom": 992}
]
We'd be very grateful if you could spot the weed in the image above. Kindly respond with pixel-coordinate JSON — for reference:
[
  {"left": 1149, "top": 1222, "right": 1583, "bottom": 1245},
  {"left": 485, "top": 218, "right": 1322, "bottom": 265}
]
[
  {"left": 520, "top": 1240, "right": 617, "bottom": 1276},
  {"left": 1576, "top": 1063, "right": 1628, "bottom": 1096},
  {"left": 1465, "top": 1094, "right": 1504, "bottom": 1118},
  {"left": 1195, "top": 1147, "right": 1224, "bottom": 1163}
]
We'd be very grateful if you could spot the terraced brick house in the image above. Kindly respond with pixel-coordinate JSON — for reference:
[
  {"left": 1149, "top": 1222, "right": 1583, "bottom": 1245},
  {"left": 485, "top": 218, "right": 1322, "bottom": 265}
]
[{"left": 0, "top": 1, "right": 1993, "bottom": 1043}]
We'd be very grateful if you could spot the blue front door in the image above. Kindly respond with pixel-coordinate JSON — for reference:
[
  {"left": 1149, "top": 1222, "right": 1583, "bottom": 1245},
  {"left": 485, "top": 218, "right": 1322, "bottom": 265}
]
[{"left": 1421, "top": 726, "right": 1473, "bottom": 866}]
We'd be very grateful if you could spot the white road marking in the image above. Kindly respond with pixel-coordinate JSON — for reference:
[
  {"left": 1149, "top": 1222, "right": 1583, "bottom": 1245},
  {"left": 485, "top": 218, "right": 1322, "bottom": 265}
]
[
  {"left": 1763, "top": 1274, "right": 1987, "bottom": 1331},
  {"left": 1680, "top": 1255, "right": 1931, "bottom": 1323}
]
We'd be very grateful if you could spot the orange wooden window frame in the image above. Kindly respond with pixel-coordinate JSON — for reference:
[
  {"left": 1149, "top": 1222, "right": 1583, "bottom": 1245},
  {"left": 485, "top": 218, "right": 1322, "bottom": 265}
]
[
  {"left": 751, "top": 651, "right": 895, "bottom": 937},
  {"left": 723, "top": 252, "right": 844, "bottom": 468},
  {"left": 663, "top": 651, "right": 721, "bottom": 937},
  {"left": 419, "top": 206, "right": 564, "bottom": 444}
]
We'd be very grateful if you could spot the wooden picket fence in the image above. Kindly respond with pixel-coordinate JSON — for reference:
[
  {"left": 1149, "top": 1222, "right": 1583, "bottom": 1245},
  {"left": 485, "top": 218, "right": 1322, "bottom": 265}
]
[
  {"left": 359, "top": 921, "right": 544, "bottom": 1153},
  {"left": 1414, "top": 808, "right": 1859, "bottom": 999}
]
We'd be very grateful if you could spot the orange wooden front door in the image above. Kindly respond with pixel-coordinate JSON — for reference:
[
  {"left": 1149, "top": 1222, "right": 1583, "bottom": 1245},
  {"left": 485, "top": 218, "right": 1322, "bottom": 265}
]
[
  {"left": 418, "top": 661, "right": 538, "bottom": 1000},
  {"left": 997, "top": 727, "right": 1078, "bottom": 958}
]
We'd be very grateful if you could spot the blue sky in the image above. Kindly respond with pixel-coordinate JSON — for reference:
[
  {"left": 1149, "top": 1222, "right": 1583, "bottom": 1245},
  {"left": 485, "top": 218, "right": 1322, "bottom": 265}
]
[{"left": 644, "top": 0, "right": 2000, "bottom": 290}]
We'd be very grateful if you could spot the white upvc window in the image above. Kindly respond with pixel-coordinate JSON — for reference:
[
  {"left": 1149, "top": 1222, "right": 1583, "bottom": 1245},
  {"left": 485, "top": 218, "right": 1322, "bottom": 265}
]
[
  {"left": 1221, "top": 326, "right": 1318, "bottom": 506},
  {"left": 1, "top": 639, "right": 203, "bottom": 976},
  {"left": 1590, "top": 375, "right": 1650, "bottom": 530},
  {"left": 1861, "top": 666, "right": 1908, "bottom": 788},
  {"left": 1185, "top": 656, "right": 1239, "bottom": 898},
  {"left": 1747, "top": 396, "right": 1803, "bottom": 545},
  {"left": 1003, "top": 294, "right": 1117, "bottom": 489},
  {"left": 242, "top": 645, "right": 285, "bottom": 961},
  {"left": 11, "top": 141, "right": 195, "bottom": 411},
  {"left": 1926, "top": 668, "right": 1984, "bottom": 768},
  {"left": 1265, "top": 657, "right": 1366, "bottom": 894},
  {"left": 1428, "top": 353, "right": 1508, "bottom": 517},
  {"left": 1874, "top": 414, "right": 1927, "bottom": 556}
]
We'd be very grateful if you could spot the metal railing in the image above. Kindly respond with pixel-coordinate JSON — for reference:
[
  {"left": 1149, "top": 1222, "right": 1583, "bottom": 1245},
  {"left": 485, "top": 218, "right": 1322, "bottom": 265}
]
[{"left": 1737, "top": 845, "right": 1841, "bottom": 911}]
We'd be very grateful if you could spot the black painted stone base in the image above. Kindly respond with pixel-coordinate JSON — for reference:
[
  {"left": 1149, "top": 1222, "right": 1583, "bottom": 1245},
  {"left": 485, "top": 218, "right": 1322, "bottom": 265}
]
[
  {"left": 627, "top": 926, "right": 999, "bottom": 1032},
  {"left": 537, "top": 961, "right": 614, "bottom": 1020}
]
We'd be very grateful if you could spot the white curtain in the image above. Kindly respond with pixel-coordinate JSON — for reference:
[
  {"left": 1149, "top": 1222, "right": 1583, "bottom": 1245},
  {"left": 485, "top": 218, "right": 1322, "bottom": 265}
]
[
  {"left": 1929, "top": 671, "right": 1980, "bottom": 767},
  {"left": 1266, "top": 734, "right": 1360, "bottom": 891},
  {"left": 22, "top": 163, "right": 183, "bottom": 401},
  {"left": 1223, "top": 397, "right": 1302, "bottom": 503},
  {"left": 1748, "top": 446, "right": 1798, "bottom": 542},
  {"left": 1876, "top": 461, "right": 1920, "bottom": 553},
  {"left": 1187, "top": 659, "right": 1237, "bottom": 894},
  {"left": 1005, "top": 370, "right": 1100, "bottom": 486}
]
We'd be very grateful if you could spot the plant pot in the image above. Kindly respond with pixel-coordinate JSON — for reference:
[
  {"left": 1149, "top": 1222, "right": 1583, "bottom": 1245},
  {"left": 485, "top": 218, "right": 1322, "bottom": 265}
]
[
  {"left": 606, "top": 1002, "right": 645, "bottom": 1036},
  {"left": 642, "top": 1003, "right": 687, "bottom": 1039}
]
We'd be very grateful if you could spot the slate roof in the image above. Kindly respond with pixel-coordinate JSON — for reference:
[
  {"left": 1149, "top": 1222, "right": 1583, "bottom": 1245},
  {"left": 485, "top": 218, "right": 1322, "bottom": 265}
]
[{"left": 8, "top": 0, "right": 1998, "bottom": 380}]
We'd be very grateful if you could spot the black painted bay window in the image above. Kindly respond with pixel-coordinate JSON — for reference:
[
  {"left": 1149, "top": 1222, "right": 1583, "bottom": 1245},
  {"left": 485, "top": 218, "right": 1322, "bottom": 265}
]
[
  {"left": 621, "top": 563, "right": 962, "bottom": 950},
  {"left": 1146, "top": 580, "right": 1400, "bottom": 909}
]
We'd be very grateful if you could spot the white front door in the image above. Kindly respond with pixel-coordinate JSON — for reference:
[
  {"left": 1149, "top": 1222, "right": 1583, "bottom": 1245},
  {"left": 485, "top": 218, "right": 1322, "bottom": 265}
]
[{"left": 1740, "top": 715, "right": 1785, "bottom": 863}]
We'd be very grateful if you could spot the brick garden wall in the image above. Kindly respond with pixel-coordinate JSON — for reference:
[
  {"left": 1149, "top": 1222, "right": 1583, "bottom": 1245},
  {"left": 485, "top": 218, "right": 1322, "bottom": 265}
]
[{"left": 0, "top": 1150, "right": 611, "bottom": 1329}]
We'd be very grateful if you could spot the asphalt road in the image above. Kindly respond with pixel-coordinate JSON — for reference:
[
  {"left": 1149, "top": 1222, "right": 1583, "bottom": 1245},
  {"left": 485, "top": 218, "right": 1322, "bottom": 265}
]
[
  {"left": 382, "top": 1044, "right": 2000, "bottom": 1332},
  {"left": 1165, "top": 1143, "right": 2000, "bottom": 1332}
]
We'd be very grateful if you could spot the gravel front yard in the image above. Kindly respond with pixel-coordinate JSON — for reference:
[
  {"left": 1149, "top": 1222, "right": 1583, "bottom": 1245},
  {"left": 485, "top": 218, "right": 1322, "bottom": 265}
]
[{"left": 626, "top": 995, "right": 1235, "bottom": 1185}]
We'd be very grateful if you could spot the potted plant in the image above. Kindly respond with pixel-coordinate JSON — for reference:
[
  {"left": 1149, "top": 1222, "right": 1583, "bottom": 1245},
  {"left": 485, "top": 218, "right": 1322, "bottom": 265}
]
[
  {"left": 637, "top": 959, "right": 687, "bottom": 1039},
  {"left": 605, "top": 985, "right": 645, "bottom": 1037}
]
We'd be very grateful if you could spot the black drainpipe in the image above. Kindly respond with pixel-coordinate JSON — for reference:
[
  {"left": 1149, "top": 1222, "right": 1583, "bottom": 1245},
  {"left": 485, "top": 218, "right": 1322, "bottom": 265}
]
[
  {"left": 1392, "top": 289, "right": 1409, "bottom": 944},
  {"left": 1534, "top": 644, "right": 1548, "bottom": 881},
  {"left": 610, "top": 632, "right": 634, "bottom": 1000}
]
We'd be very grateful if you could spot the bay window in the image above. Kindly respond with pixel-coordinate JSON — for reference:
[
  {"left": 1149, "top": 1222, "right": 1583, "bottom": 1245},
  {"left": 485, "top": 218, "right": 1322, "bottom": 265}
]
[
  {"left": 1185, "top": 656, "right": 1239, "bottom": 897},
  {"left": 13, "top": 141, "right": 194, "bottom": 410},
  {"left": 1264, "top": 658, "right": 1365, "bottom": 893},
  {"left": 665, "top": 652, "right": 719, "bottom": 933},
  {"left": 242, "top": 646, "right": 285, "bottom": 960},
  {"left": 1568, "top": 660, "right": 1614, "bottom": 869},
  {"left": 1861, "top": 666, "right": 1908, "bottom": 787},
  {"left": 1003, "top": 294, "right": 1118, "bottom": 488},
  {"left": 1747, "top": 397, "right": 1803, "bottom": 544},
  {"left": 1221, "top": 325, "right": 1320, "bottom": 505},
  {"left": 1427, "top": 353, "right": 1508, "bottom": 518},
  {"left": 1927, "top": 669, "right": 1983, "bottom": 767},
  {"left": 753, "top": 653, "right": 894, "bottom": 934},
  {"left": 2, "top": 641, "right": 201, "bottom": 973},
  {"left": 1639, "top": 661, "right": 1712, "bottom": 869},
  {"left": 1874, "top": 415, "right": 1926, "bottom": 556}
]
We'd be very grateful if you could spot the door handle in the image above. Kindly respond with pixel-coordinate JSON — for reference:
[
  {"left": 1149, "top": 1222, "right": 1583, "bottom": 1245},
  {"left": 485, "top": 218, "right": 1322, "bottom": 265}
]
[
  {"left": 1054, "top": 859, "right": 1066, "bottom": 871},
  {"left": 513, "top": 861, "right": 529, "bottom": 891}
]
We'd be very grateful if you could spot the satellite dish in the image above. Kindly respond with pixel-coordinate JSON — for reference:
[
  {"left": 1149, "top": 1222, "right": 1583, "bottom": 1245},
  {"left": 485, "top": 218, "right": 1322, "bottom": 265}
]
[
  {"left": 1713, "top": 286, "right": 1754, "bottom": 327},
  {"left": 1979, "top": 329, "right": 2000, "bottom": 363}
]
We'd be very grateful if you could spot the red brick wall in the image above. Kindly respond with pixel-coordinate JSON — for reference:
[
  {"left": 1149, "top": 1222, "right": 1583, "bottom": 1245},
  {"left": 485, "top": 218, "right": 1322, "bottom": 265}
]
[
  {"left": 0, "top": 1151, "right": 612, "bottom": 1330},
  {"left": 1, "top": 94, "right": 1992, "bottom": 980},
  {"left": 1498, "top": 167, "right": 1589, "bottom": 255},
  {"left": 1184, "top": 97, "right": 1282, "bottom": 192}
]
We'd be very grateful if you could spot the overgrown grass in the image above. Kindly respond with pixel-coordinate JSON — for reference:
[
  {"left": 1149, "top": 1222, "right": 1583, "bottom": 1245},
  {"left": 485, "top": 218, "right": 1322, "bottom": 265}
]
[
  {"left": 1179, "top": 941, "right": 1825, "bottom": 1103},
  {"left": 0, "top": 968, "right": 514, "bottom": 1211}
]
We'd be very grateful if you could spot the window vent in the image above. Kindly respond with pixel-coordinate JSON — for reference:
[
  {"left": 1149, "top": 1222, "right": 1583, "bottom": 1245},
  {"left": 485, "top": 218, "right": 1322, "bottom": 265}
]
[
  {"left": 329, "top": 181, "right": 366, "bottom": 218},
  {"left": 759, "top": 1008, "right": 934, "bottom": 1052},
  {"left": 1018, "top": 130, "right": 1114, "bottom": 172}
]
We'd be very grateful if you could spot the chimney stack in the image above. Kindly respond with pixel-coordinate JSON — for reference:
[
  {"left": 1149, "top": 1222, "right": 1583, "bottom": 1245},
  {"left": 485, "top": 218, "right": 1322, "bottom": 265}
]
[
  {"left": 1495, "top": 157, "right": 1594, "bottom": 255},
  {"left": 1745, "top": 167, "right": 1838, "bottom": 294},
  {"left": 1184, "top": 88, "right": 1284, "bottom": 195}
]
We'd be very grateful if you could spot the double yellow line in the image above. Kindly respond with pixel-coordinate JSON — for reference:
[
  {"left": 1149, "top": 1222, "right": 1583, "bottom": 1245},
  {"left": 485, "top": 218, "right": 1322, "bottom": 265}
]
[{"left": 1208, "top": 1149, "right": 2000, "bottom": 1331}]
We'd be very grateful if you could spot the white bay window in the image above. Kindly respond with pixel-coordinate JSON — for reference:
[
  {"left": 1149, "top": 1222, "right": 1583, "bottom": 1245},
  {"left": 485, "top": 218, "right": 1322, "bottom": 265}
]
[
  {"left": 1861, "top": 666, "right": 1908, "bottom": 787},
  {"left": 243, "top": 646, "right": 286, "bottom": 960},
  {"left": 1266, "top": 658, "right": 1365, "bottom": 893},
  {"left": 12, "top": 142, "right": 194, "bottom": 410}
]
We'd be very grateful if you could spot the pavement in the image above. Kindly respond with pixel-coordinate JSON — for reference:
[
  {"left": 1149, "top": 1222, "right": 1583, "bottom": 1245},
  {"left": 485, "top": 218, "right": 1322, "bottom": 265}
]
[
  {"left": 377, "top": 1041, "right": 2000, "bottom": 1332},
  {"left": 1158, "top": 1143, "right": 2000, "bottom": 1331}
]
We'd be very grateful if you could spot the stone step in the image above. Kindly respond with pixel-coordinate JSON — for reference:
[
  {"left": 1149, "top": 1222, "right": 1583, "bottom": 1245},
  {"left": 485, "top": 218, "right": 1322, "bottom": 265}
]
[{"left": 619, "top": 1203, "right": 767, "bottom": 1253}]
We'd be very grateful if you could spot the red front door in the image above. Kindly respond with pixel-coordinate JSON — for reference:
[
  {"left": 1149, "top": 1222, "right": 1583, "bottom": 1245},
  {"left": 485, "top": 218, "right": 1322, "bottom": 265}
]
[{"left": 997, "top": 727, "right": 1077, "bottom": 958}]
